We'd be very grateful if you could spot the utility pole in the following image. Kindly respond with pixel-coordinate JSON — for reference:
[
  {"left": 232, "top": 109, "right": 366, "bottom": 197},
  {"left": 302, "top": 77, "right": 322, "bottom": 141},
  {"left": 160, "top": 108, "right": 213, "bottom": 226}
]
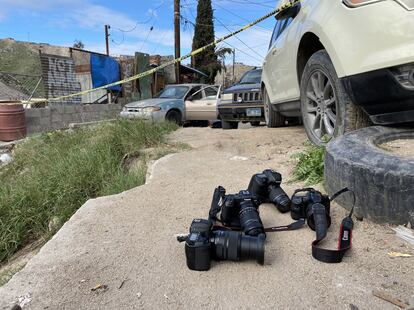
[
  {"left": 174, "top": 0, "right": 181, "bottom": 84},
  {"left": 104, "top": 24, "right": 112, "bottom": 103},
  {"left": 232, "top": 49, "right": 236, "bottom": 83},
  {"left": 105, "top": 25, "right": 110, "bottom": 56}
]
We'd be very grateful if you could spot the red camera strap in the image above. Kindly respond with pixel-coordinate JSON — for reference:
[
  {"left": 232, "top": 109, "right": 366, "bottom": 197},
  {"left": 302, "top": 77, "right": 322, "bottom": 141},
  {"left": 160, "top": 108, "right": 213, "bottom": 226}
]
[{"left": 312, "top": 188, "right": 355, "bottom": 263}]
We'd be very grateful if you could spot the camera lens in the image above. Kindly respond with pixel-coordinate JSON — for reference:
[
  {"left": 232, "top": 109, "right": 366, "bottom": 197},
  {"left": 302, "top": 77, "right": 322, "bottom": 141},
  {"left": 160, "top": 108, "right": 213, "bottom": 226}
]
[
  {"left": 269, "top": 185, "right": 291, "bottom": 213},
  {"left": 212, "top": 230, "right": 265, "bottom": 265},
  {"left": 239, "top": 201, "right": 264, "bottom": 236}
]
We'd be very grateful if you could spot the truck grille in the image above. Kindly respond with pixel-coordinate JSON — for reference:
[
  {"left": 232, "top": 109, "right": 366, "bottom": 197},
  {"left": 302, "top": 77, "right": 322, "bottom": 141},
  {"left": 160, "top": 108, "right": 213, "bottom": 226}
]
[{"left": 232, "top": 91, "right": 261, "bottom": 103}]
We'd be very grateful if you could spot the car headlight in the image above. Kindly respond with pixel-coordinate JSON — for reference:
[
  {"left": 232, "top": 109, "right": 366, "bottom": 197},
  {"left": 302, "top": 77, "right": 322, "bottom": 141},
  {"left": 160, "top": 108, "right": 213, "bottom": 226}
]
[
  {"left": 122, "top": 107, "right": 128, "bottom": 112},
  {"left": 142, "top": 106, "right": 161, "bottom": 113},
  {"left": 222, "top": 93, "right": 233, "bottom": 100},
  {"left": 343, "top": 0, "right": 385, "bottom": 7}
]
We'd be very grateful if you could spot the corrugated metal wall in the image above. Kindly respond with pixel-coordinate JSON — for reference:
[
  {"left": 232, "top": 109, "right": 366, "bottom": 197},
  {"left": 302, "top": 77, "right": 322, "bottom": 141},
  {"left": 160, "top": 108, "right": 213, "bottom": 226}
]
[{"left": 40, "top": 53, "right": 81, "bottom": 105}]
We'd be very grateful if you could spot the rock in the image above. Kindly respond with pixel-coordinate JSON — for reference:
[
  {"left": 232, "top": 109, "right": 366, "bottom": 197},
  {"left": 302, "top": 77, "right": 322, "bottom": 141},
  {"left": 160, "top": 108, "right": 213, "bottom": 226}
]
[{"left": 0, "top": 153, "right": 13, "bottom": 164}]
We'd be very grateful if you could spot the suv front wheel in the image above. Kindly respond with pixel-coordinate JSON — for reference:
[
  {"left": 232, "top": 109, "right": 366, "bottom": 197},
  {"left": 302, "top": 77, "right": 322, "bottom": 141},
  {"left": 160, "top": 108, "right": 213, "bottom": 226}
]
[{"left": 300, "top": 50, "right": 370, "bottom": 145}]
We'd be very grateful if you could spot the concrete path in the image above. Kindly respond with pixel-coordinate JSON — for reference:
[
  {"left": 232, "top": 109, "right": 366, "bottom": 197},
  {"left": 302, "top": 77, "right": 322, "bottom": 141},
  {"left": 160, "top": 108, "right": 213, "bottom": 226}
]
[{"left": 0, "top": 125, "right": 413, "bottom": 310}]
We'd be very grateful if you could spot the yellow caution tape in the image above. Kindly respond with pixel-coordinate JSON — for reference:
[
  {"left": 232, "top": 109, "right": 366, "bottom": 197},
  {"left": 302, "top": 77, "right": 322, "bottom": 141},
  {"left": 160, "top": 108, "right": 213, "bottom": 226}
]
[{"left": 39, "top": 0, "right": 300, "bottom": 103}]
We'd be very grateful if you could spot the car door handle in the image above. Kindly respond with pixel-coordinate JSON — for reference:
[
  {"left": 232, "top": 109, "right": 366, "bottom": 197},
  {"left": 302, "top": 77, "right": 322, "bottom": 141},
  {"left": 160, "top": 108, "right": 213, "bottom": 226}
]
[{"left": 207, "top": 103, "right": 213, "bottom": 105}]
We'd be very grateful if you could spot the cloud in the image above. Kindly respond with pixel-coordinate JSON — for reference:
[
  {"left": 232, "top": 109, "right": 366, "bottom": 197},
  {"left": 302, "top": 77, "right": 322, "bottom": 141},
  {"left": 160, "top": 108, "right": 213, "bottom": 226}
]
[{"left": 0, "top": 0, "right": 272, "bottom": 66}]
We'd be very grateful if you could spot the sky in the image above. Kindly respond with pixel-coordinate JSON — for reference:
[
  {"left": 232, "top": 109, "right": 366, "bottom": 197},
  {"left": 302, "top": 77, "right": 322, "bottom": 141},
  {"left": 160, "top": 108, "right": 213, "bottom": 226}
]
[{"left": 0, "top": 0, "right": 279, "bottom": 66}]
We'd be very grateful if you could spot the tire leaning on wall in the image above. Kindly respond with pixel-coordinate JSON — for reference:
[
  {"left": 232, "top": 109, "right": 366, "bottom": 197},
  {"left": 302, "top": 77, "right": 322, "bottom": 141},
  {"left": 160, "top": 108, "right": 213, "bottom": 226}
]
[{"left": 324, "top": 126, "right": 414, "bottom": 226}]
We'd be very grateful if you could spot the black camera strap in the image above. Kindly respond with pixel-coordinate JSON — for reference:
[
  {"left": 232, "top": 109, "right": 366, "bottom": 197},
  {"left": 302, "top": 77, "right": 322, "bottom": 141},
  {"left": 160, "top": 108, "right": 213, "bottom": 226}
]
[
  {"left": 312, "top": 188, "right": 355, "bottom": 263},
  {"left": 213, "top": 219, "right": 305, "bottom": 233}
]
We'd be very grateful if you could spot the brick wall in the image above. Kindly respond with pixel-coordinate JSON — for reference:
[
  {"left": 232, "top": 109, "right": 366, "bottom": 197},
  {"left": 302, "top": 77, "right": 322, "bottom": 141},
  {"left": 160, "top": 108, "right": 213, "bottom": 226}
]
[{"left": 25, "top": 104, "right": 122, "bottom": 134}]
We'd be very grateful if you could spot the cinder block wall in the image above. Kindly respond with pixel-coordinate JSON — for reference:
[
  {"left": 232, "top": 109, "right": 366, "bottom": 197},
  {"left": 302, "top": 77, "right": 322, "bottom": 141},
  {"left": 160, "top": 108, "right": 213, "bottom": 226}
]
[{"left": 25, "top": 104, "right": 122, "bottom": 134}]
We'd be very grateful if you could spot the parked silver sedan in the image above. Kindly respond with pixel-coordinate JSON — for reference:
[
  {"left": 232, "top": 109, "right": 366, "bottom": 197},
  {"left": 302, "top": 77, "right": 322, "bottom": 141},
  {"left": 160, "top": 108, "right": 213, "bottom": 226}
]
[{"left": 120, "top": 84, "right": 220, "bottom": 124}]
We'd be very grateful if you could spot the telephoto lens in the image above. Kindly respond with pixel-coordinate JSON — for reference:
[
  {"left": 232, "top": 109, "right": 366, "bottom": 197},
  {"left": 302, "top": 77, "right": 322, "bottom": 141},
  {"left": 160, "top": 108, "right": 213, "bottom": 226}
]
[
  {"left": 212, "top": 230, "right": 265, "bottom": 265},
  {"left": 239, "top": 200, "right": 264, "bottom": 236},
  {"left": 268, "top": 185, "right": 291, "bottom": 213}
]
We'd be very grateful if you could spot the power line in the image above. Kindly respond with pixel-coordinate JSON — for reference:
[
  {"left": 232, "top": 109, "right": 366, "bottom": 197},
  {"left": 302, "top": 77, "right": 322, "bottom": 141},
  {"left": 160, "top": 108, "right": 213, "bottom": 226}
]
[
  {"left": 215, "top": 16, "right": 264, "bottom": 60},
  {"left": 180, "top": 15, "right": 263, "bottom": 63},
  {"left": 213, "top": 1, "right": 274, "bottom": 32},
  {"left": 114, "top": 0, "right": 167, "bottom": 33}
]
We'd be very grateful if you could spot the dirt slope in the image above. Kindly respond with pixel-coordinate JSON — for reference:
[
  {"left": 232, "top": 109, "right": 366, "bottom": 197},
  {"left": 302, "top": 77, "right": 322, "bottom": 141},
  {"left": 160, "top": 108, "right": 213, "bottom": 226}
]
[{"left": 0, "top": 125, "right": 413, "bottom": 310}]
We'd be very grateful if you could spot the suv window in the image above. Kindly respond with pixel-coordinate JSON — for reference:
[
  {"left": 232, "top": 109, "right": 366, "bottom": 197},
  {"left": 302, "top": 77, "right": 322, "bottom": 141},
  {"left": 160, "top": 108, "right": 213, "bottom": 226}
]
[{"left": 269, "top": 17, "right": 293, "bottom": 49}]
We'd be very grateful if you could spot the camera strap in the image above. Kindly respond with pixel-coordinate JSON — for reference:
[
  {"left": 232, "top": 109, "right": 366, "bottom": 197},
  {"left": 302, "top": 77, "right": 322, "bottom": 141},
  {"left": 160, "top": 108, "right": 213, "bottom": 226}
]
[
  {"left": 213, "top": 219, "right": 305, "bottom": 233},
  {"left": 312, "top": 188, "right": 355, "bottom": 263}
]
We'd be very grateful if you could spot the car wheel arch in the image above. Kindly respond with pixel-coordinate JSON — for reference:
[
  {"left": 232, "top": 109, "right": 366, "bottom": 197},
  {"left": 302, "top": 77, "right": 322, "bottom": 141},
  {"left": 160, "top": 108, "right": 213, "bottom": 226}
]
[
  {"left": 296, "top": 32, "right": 326, "bottom": 86},
  {"left": 165, "top": 108, "right": 183, "bottom": 121}
]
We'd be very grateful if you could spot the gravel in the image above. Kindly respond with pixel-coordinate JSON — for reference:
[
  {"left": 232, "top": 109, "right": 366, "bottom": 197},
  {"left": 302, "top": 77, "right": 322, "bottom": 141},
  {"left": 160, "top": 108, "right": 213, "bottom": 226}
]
[{"left": 0, "top": 125, "right": 412, "bottom": 310}]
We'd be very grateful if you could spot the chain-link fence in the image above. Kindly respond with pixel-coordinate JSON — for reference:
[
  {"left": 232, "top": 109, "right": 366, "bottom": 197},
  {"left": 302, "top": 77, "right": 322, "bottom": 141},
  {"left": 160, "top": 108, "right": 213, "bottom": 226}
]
[{"left": 0, "top": 72, "right": 45, "bottom": 107}]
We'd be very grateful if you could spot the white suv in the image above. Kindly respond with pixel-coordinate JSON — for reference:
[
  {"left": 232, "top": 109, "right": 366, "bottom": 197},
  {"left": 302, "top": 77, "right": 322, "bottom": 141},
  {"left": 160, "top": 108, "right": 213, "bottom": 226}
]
[{"left": 262, "top": 0, "right": 414, "bottom": 144}]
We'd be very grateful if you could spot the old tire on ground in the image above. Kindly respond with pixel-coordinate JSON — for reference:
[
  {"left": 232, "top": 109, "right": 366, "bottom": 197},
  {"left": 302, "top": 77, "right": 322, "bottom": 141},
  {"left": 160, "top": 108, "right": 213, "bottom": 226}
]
[
  {"left": 263, "top": 86, "right": 285, "bottom": 128},
  {"left": 250, "top": 121, "right": 260, "bottom": 127},
  {"left": 222, "top": 120, "right": 239, "bottom": 130},
  {"left": 325, "top": 126, "right": 414, "bottom": 226},
  {"left": 165, "top": 110, "right": 182, "bottom": 125},
  {"left": 300, "top": 50, "right": 371, "bottom": 145}
]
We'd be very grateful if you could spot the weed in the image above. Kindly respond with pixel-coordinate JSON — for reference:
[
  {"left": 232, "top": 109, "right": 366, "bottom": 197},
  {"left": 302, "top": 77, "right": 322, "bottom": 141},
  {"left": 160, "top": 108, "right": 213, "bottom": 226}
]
[
  {"left": 0, "top": 120, "right": 178, "bottom": 262},
  {"left": 291, "top": 142, "right": 325, "bottom": 185}
]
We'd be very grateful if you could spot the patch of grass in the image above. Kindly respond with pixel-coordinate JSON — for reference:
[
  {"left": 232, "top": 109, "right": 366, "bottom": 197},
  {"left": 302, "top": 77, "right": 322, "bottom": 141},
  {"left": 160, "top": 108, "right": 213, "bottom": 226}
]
[
  {"left": 0, "top": 265, "right": 24, "bottom": 286},
  {"left": 0, "top": 119, "right": 178, "bottom": 262},
  {"left": 291, "top": 142, "right": 326, "bottom": 185}
]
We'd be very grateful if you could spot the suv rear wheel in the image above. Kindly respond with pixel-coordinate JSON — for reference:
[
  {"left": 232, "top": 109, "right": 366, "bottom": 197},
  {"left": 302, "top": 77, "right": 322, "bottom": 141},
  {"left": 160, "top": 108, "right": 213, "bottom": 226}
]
[
  {"left": 300, "top": 50, "right": 370, "bottom": 145},
  {"left": 263, "top": 86, "right": 286, "bottom": 128}
]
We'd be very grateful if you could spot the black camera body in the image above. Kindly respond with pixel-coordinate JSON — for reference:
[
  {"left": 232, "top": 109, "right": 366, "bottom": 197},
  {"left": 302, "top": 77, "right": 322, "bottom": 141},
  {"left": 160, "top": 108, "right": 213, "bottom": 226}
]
[
  {"left": 210, "top": 187, "right": 264, "bottom": 237},
  {"left": 290, "top": 189, "right": 331, "bottom": 238},
  {"left": 180, "top": 219, "right": 265, "bottom": 271},
  {"left": 248, "top": 169, "right": 291, "bottom": 213}
]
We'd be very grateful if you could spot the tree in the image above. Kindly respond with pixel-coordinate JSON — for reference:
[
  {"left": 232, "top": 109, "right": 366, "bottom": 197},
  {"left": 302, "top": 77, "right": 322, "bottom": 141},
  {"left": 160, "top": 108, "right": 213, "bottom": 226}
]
[
  {"left": 73, "top": 40, "right": 85, "bottom": 49},
  {"left": 192, "top": 0, "right": 220, "bottom": 84}
]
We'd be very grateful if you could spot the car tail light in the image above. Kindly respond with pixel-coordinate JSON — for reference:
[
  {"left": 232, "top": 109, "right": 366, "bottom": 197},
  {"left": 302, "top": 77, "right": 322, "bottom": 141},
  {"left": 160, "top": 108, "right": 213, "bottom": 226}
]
[
  {"left": 390, "top": 64, "right": 414, "bottom": 90},
  {"left": 343, "top": 0, "right": 385, "bottom": 7},
  {"left": 344, "top": 0, "right": 414, "bottom": 8}
]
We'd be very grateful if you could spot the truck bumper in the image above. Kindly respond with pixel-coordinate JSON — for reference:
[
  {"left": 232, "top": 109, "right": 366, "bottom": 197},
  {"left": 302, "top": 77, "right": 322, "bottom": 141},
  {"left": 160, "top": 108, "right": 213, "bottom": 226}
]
[{"left": 218, "top": 103, "right": 265, "bottom": 122}]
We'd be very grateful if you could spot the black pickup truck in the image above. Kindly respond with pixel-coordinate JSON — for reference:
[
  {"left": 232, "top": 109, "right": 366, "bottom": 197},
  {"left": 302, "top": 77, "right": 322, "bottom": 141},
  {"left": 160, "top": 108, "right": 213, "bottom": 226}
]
[{"left": 218, "top": 68, "right": 264, "bottom": 129}]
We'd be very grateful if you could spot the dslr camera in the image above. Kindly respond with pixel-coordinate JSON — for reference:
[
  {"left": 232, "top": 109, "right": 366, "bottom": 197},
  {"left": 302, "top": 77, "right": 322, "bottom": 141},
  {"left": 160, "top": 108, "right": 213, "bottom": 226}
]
[
  {"left": 248, "top": 169, "right": 291, "bottom": 213},
  {"left": 290, "top": 188, "right": 331, "bottom": 238},
  {"left": 210, "top": 187, "right": 264, "bottom": 236},
  {"left": 177, "top": 219, "right": 265, "bottom": 271}
]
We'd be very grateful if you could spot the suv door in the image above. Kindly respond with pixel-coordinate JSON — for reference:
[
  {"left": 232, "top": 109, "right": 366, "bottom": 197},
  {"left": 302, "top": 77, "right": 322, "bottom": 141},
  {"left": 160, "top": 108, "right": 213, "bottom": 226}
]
[
  {"left": 185, "top": 86, "right": 219, "bottom": 120},
  {"left": 263, "top": 17, "right": 295, "bottom": 104}
]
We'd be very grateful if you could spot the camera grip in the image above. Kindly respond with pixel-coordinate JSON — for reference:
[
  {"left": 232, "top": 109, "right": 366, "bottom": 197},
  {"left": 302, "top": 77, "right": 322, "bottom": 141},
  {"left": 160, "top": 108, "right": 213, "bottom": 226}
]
[{"left": 209, "top": 186, "right": 226, "bottom": 221}]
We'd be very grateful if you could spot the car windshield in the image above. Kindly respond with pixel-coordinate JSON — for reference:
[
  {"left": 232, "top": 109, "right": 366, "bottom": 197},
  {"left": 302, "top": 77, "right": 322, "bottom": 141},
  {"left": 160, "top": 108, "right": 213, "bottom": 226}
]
[
  {"left": 239, "top": 70, "right": 262, "bottom": 84},
  {"left": 156, "top": 86, "right": 189, "bottom": 99}
]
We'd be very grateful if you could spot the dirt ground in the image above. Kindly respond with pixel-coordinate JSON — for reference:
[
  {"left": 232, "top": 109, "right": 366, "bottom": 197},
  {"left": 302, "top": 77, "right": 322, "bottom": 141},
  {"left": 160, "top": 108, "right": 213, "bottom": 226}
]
[
  {"left": 0, "top": 125, "right": 413, "bottom": 310},
  {"left": 381, "top": 139, "right": 414, "bottom": 158}
]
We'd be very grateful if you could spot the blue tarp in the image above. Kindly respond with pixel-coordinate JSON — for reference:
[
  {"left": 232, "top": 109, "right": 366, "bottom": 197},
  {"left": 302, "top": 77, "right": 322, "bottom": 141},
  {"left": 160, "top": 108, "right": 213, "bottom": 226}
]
[{"left": 90, "top": 54, "right": 121, "bottom": 91}]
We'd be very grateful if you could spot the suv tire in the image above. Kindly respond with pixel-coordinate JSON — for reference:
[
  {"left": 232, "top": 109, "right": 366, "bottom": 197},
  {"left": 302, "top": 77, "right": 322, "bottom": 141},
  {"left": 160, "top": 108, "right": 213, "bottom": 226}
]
[
  {"left": 263, "top": 86, "right": 285, "bottom": 128},
  {"left": 222, "top": 120, "right": 239, "bottom": 130},
  {"left": 300, "top": 50, "right": 370, "bottom": 145}
]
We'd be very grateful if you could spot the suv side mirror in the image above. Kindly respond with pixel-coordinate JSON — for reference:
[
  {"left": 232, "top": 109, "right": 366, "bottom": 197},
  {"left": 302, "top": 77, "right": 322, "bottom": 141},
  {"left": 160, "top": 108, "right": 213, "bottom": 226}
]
[
  {"left": 187, "top": 95, "right": 193, "bottom": 101},
  {"left": 275, "top": 3, "right": 301, "bottom": 21}
]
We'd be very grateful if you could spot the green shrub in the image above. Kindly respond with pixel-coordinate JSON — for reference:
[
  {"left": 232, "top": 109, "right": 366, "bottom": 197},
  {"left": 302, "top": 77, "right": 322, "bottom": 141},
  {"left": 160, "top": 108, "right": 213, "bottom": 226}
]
[
  {"left": 0, "top": 120, "right": 177, "bottom": 262},
  {"left": 292, "top": 143, "right": 325, "bottom": 185}
]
